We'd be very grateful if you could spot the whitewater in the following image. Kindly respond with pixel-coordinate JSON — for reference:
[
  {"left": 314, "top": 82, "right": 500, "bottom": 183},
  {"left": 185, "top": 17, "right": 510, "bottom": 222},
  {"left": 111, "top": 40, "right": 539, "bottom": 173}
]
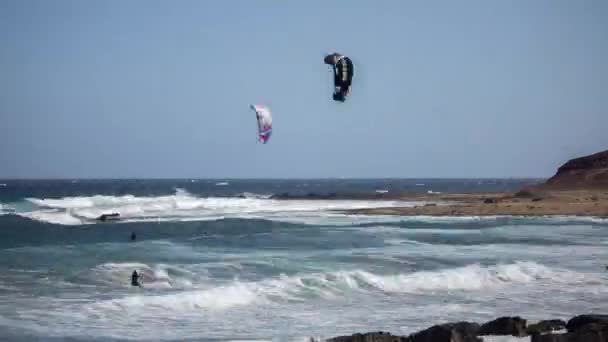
[{"left": 0, "top": 179, "right": 607, "bottom": 341}]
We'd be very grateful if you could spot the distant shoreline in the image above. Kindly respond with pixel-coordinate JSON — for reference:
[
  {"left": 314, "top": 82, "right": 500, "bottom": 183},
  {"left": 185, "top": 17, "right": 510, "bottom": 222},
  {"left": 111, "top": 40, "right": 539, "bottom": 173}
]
[{"left": 339, "top": 189, "right": 608, "bottom": 217}]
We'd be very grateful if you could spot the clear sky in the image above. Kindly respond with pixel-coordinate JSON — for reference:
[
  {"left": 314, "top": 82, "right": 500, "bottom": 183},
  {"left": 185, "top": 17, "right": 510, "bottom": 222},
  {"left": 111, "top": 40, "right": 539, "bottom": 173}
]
[{"left": 1, "top": 0, "right": 607, "bottom": 178}]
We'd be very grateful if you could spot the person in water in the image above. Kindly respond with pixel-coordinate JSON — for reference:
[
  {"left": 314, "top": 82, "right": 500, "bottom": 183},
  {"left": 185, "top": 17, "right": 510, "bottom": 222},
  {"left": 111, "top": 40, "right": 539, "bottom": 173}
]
[
  {"left": 130, "top": 232, "right": 136, "bottom": 241},
  {"left": 131, "top": 270, "right": 141, "bottom": 287}
]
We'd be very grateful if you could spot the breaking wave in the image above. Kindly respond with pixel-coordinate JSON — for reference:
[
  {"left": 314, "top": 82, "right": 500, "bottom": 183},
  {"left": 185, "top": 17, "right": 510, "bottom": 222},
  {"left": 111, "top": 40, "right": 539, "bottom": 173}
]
[
  {"left": 14, "top": 189, "right": 418, "bottom": 225},
  {"left": 89, "top": 261, "right": 589, "bottom": 312}
]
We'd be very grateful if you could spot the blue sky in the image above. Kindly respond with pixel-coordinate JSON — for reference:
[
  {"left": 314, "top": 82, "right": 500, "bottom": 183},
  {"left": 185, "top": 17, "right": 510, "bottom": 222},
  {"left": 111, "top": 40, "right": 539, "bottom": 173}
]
[{"left": 1, "top": 0, "right": 607, "bottom": 178}]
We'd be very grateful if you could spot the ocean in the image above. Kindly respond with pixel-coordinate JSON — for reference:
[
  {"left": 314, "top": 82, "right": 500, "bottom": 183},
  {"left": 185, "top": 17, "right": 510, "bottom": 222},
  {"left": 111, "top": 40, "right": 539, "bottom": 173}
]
[{"left": 0, "top": 179, "right": 606, "bottom": 341}]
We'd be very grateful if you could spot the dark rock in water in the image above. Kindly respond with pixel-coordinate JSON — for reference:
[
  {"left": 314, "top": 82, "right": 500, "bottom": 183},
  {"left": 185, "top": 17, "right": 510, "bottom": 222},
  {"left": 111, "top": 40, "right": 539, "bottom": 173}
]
[
  {"left": 97, "top": 213, "right": 120, "bottom": 222},
  {"left": 326, "top": 331, "right": 406, "bottom": 342},
  {"left": 483, "top": 198, "right": 495, "bottom": 204},
  {"left": 532, "top": 197, "right": 543, "bottom": 202},
  {"left": 566, "top": 315, "right": 608, "bottom": 332},
  {"left": 527, "top": 320, "right": 566, "bottom": 335},
  {"left": 478, "top": 316, "right": 527, "bottom": 337},
  {"left": 408, "top": 321, "right": 481, "bottom": 342}
]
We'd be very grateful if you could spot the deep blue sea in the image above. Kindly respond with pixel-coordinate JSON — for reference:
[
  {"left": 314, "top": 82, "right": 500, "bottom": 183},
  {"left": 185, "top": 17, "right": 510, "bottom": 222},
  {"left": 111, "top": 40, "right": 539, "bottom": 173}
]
[{"left": 0, "top": 179, "right": 607, "bottom": 341}]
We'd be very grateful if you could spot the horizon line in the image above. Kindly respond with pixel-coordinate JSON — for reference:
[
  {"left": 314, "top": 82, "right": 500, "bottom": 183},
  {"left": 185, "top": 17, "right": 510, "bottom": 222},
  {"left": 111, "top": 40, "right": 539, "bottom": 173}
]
[{"left": 0, "top": 177, "right": 548, "bottom": 181}]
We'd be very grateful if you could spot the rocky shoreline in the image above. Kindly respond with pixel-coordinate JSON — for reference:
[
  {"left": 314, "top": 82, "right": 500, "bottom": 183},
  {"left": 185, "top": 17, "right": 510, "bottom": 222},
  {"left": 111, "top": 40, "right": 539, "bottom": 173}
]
[
  {"left": 339, "top": 189, "right": 608, "bottom": 217},
  {"left": 321, "top": 314, "right": 608, "bottom": 342}
]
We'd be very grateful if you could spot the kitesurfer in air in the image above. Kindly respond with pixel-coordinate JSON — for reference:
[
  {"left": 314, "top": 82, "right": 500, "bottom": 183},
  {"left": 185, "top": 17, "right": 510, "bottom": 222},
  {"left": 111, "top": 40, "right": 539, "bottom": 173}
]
[
  {"left": 131, "top": 270, "right": 141, "bottom": 287},
  {"left": 324, "top": 52, "right": 354, "bottom": 102}
]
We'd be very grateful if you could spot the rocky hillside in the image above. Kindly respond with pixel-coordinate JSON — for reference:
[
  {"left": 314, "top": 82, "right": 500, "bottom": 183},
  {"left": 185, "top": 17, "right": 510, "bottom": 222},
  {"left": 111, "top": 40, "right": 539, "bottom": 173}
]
[{"left": 542, "top": 149, "right": 608, "bottom": 189}]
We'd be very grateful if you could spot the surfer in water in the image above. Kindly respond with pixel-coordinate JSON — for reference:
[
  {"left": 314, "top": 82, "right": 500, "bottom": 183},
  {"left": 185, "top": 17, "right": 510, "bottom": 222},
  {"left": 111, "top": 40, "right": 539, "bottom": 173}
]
[{"left": 131, "top": 270, "right": 142, "bottom": 287}]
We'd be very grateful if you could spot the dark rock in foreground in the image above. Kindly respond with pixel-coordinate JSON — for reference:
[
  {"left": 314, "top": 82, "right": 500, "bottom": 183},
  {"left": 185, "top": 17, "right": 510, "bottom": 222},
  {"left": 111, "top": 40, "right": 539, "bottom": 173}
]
[
  {"left": 326, "top": 331, "right": 405, "bottom": 342},
  {"left": 478, "top": 316, "right": 527, "bottom": 337},
  {"left": 566, "top": 314, "right": 608, "bottom": 332},
  {"left": 407, "top": 321, "right": 481, "bottom": 342},
  {"left": 526, "top": 319, "right": 566, "bottom": 335},
  {"left": 323, "top": 313, "right": 608, "bottom": 342}
]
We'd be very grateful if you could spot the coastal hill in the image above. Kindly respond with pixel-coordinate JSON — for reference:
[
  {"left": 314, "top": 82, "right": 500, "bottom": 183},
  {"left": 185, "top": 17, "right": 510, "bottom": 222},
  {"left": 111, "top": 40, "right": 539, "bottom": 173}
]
[
  {"left": 345, "top": 148, "right": 608, "bottom": 217},
  {"left": 540, "top": 149, "right": 608, "bottom": 189}
]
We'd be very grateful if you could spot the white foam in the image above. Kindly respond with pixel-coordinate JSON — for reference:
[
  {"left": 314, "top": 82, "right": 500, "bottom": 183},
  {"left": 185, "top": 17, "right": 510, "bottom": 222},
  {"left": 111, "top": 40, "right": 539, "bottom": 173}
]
[
  {"left": 94, "top": 281, "right": 260, "bottom": 312},
  {"left": 89, "top": 261, "right": 588, "bottom": 315},
  {"left": 10, "top": 189, "right": 608, "bottom": 226},
  {"left": 20, "top": 209, "right": 85, "bottom": 225},
  {"left": 0, "top": 203, "right": 16, "bottom": 215},
  {"left": 18, "top": 189, "right": 420, "bottom": 225},
  {"left": 334, "top": 261, "right": 582, "bottom": 293},
  {"left": 90, "top": 262, "right": 197, "bottom": 289}
]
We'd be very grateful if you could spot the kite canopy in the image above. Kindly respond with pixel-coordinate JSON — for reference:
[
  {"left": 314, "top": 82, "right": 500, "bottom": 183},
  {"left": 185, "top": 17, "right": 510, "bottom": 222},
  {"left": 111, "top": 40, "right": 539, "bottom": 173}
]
[{"left": 250, "top": 104, "right": 273, "bottom": 144}]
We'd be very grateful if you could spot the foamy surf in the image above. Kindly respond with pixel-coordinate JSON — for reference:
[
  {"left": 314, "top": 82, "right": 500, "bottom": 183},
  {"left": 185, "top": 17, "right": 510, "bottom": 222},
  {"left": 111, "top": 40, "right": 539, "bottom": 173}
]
[
  {"left": 6, "top": 188, "right": 608, "bottom": 226},
  {"left": 15, "top": 189, "right": 424, "bottom": 225},
  {"left": 89, "top": 262, "right": 199, "bottom": 289},
  {"left": 86, "top": 261, "right": 591, "bottom": 314}
]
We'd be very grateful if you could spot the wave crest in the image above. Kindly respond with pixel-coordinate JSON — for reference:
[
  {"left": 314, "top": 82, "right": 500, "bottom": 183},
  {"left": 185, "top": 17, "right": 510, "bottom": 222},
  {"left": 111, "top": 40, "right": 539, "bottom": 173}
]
[
  {"left": 90, "top": 261, "right": 583, "bottom": 312},
  {"left": 16, "top": 189, "right": 413, "bottom": 225}
]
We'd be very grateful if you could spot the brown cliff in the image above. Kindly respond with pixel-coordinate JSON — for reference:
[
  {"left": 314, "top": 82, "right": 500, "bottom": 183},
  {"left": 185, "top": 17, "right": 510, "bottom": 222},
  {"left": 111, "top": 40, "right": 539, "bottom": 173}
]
[{"left": 542, "top": 150, "right": 608, "bottom": 189}]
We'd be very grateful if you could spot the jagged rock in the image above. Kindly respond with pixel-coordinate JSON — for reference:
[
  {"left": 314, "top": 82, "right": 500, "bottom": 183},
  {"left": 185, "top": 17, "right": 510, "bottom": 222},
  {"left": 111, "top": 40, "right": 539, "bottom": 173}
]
[
  {"left": 478, "top": 316, "right": 527, "bottom": 337},
  {"left": 573, "top": 323, "right": 608, "bottom": 341},
  {"left": 527, "top": 320, "right": 566, "bottom": 335},
  {"left": 326, "top": 331, "right": 406, "bottom": 342},
  {"left": 325, "top": 314, "right": 608, "bottom": 342},
  {"left": 407, "top": 321, "right": 481, "bottom": 342},
  {"left": 566, "top": 315, "right": 608, "bottom": 332}
]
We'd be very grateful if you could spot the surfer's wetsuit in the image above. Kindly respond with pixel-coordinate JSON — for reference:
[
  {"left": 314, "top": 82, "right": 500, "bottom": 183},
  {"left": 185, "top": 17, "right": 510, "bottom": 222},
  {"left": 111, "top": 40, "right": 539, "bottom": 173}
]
[
  {"left": 331, "top": 55, "right": 353, "bottom": 102},
  {"left": 131, "top": 270, "right": 140, "bottom": 287}
]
